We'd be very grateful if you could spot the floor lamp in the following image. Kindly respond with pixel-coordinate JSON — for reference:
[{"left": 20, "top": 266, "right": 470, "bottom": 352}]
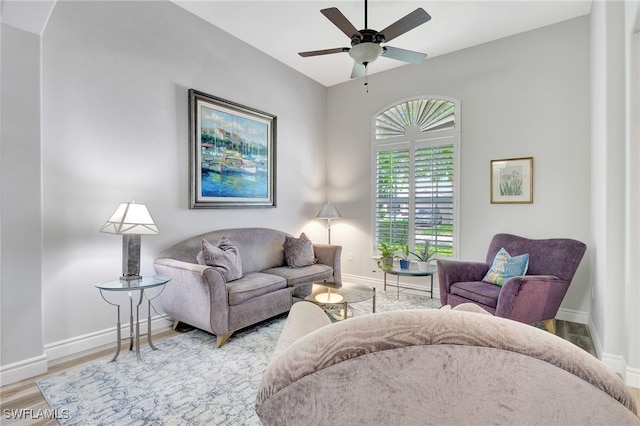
[{"left": 316, "top": 202, "right": 342, "bottom": 244}]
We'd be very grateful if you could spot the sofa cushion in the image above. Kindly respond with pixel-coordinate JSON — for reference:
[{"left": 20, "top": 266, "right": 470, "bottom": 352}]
[
  {"left": 264, "top": 264, "right": 333, "bottom": 287},
  {"left": 199, "top": 237, "right": 243, "bottom": 282},
  {"left": 482, "top": 247, "right": 529, "bottom": 286},
  {"left": 450, "top": 281, "right": 501, "bottom": 308},
  {"left": 226, "top": 272, "right": 287, "bottom": 306},
  {"left": 284, "top": 233, "right": 317, "bottom": 267}
]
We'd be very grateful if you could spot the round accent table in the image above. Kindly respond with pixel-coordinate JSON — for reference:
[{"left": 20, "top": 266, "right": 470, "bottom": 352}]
[
  {"left": 95, "top": 275, "right": 170, "bottom": 362},
  {"left": 383, "top": 268, "right": 434, "bottom": 299}
]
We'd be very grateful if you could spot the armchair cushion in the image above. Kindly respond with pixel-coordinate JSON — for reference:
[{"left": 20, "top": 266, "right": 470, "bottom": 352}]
[
  {"left": 482, "top": 247, "right": 529, "bottom": 286},
  {"left": 450, "top": 281, "right": 501, "bottom": 308}
]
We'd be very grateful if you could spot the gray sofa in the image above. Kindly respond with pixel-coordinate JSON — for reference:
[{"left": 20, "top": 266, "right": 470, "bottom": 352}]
[
  {"left": 153, "top": 228, "right": 341, "bottom": 347},
  {"left": 256, "top": 302, "right": 639, "bottom": 425}
]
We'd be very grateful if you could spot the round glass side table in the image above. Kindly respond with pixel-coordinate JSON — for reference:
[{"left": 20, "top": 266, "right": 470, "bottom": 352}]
[
  {"left": 95, "top": 275, "right": 170, "bottom": 362},
  {"left": 383, "top": 268, "right": 434, "bottom": 299}
]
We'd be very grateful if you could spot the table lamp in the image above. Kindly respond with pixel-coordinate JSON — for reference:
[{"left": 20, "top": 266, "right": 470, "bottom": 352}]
[
  {"left": 100, "top": 201, "right": 159, "bottom": 281},
  {"left": 316, "top": 201, "right": 342, "bottom": 244}
]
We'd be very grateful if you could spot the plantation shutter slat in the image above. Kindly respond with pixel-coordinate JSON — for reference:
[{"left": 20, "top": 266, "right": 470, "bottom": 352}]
[
  {"left": 375, "top": 149, "right": 410, "bottom": 246},
  {"left": 414, "top": 146, "right": 454, "bottom": 257}
]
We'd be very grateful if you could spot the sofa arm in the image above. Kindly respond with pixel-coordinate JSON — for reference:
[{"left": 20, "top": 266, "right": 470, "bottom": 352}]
[
  {"left": 272, "top": 302, "right": 331, "bottom": 358},
  {"left": 496, "top": 275, "right": 568, "bottom": 323},
  {"left": 313, "top": 244, "right": 342, "bottom": 282},
  {"left": 153, "top": 258, "right": 229, "bottom": 335},
  {"left": 437, "top": 259, "right": 489, "bottom": 305}
]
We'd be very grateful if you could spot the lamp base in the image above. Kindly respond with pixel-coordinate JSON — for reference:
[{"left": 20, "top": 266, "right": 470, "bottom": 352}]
[
  {"left": 120, "top": 274, "right": 142, "bottom": 282},
  {"left": 122, "top": 234, "right": 141, "bottom": 279}
]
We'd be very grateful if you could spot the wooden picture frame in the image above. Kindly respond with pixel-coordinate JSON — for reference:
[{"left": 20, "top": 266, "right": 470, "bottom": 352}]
[
  {"left": 490, "top": 157, "right": 533, "bottom": 204},
  {"left": 189, "top": 89, "right": 276, "bottom": 208}
]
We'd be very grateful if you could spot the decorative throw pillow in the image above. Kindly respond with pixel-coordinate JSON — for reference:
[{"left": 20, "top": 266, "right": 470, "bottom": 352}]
[
  {"left": 200, "top": 237, "right": 243, "bottom": 282},
  {"left": 482, "top": 247, "right": 529, "bottom": 286},
  {"left": 284, "top": 233, "right": 317, "bottom": 268}
]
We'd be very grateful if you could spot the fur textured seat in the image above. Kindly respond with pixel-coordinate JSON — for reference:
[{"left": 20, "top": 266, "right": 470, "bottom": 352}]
[{"left": 256, "top": 302, "right": 638, "bottom": 425}]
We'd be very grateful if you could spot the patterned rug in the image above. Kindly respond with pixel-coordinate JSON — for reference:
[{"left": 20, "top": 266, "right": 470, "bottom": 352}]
[{"left": 37, "top": 289, "right": 440, "bottom": 425}]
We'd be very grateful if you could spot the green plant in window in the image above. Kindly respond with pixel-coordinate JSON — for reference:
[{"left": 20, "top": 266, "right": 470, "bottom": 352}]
[
  {"left": 378, "top": 242, "right": 395, "bottom": 258},
  {"left": 399, "top": 244, "right": 410, "bottom": 260},
  {"left": 375, "top": 242, "right": 395, "bottom": 272},
  {"left": 410, "top": 241, "right": 436, "bottom": 262}
]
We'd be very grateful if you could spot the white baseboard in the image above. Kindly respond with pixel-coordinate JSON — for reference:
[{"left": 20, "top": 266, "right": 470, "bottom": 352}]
[
  {"left": 556, "top": 307, "right": 589, "bottom": 325},
  {"left": 601, "top": 352, "right": 631, "bottom": 382},
  {"left": 0, "top": 354, "right": 48, "bottom": 387},
  {"left": 625, "top": 365, "right": 640, "bottom": 388},
  {"left": 45, "top": 316, "right": 173, "bottom": 361},
  {"left": 588, "top": 317, "right": 640, "bottom": 387},
  {"left": 588, "top": 316, "right": 604, "bottom": 359},
  {"left": 0, "top": 316, "right": 172, "bottom": 386}
]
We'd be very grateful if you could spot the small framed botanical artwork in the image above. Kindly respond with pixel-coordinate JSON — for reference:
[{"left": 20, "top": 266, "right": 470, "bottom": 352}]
[
  {"left": 189, "top": 89, "right": 276, "bottom": 208},
  {"left": 490, "top": 157, "right": 533, "bottom": 204}
]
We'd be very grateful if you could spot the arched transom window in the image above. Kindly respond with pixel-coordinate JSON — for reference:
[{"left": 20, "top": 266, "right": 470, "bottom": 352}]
[
  {"left": 373, "top": 97, "right": 459, "bottom": 259},
  {"left": 376, "top": 99, "right": 455, "bottom": 139}
]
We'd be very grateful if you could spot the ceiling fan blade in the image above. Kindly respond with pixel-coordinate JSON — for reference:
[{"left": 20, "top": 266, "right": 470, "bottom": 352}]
[
  {"left": 351, "top": 63, "right": 366, "bottom": 79},
  {"left": 382, "top": 46, "right": 427, "bottom": 64},
  {"left": 377, "top": 8, "right": 431, "bottom": 43},
  {"left": 321, "top": 7, "right": 359, "bottom": 39},
  {"left": 299, "top": 47, "right": 350, "bottom": 57}
]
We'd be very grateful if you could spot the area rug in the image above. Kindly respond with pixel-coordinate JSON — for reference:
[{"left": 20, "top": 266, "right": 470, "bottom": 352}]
[{"left": 37, "top": 290, "right": 440, "bottom": 425}]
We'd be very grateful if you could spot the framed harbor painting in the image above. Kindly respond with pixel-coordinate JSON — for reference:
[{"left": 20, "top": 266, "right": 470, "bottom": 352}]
[
  {"left": 490, "top": 157, "right": 533, "bottom": 204},
  {"left": 189, "top": 89, "right": 276, "bottom": 208}
]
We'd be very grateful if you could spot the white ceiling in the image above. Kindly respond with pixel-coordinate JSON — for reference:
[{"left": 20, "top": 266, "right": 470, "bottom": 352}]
[
  {"left": 0, "top": 1, "right": 592, "bottom": 87},
  {"left": 174, "top": 1, "right": 592, "bottom": 87}
]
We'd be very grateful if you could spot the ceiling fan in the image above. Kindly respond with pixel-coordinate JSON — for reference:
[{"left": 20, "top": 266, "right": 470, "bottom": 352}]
[{"left": 299, "top": 0, "right": 431, "bottom": 79}]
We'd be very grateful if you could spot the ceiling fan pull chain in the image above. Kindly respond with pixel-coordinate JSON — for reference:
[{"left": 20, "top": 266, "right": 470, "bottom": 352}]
[{"left": 364, "top": 65, "right": 369, "bottom": 93}]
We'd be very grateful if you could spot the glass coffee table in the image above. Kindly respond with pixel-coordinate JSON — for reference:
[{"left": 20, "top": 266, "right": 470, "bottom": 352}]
[{"left": 305, "top": 281, "right": 376, "bottom": 320}]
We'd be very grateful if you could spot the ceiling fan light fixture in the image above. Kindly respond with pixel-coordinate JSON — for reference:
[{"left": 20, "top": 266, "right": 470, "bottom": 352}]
[{"left": 348, "top": 42, "right": 383, "bottom": 65}]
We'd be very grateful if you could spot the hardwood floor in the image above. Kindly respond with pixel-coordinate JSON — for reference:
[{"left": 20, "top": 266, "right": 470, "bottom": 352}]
[{"left": 1, "top": 323, "right": 639, "bottom": 425}]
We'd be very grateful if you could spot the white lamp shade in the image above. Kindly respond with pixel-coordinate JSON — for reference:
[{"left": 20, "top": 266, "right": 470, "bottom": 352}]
[
  {"left": 349, "top": 42, "right": 383, "bottom": 65},
  {"left": 100, "top": 202, "right": 159, "bottom": 235},
  {"left": 316, "top": 202, "right": 343, "bottom": 219}
]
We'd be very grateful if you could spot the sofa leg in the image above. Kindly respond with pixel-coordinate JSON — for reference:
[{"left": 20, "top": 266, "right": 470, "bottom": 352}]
[
  {"left": 172, "top": 320, "right": 180, "bottom": 330},
  {"left": 543, "top": 319, "right": 556, "bottom": 335},
  {"left": 216, "top": 332, "right": 233, "bottom": 348}
]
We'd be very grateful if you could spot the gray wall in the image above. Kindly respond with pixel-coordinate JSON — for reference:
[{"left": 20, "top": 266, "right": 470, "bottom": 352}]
[
  {"left": 590, "top": 0, "right": 640, "bottom": 386},
  {"left": 326, "top": 17, "right": 592, "bottom": 317},
  {"left": 1, "top": 23, "right": 45, "bottom": 370},
  {"left": 39, "top": 1, "right": 326, "bottom": 348}
]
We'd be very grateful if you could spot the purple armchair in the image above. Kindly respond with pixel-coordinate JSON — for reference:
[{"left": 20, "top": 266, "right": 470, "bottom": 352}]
[{"left": 437, "top": 233, "right": 586, "bottom": 333}]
